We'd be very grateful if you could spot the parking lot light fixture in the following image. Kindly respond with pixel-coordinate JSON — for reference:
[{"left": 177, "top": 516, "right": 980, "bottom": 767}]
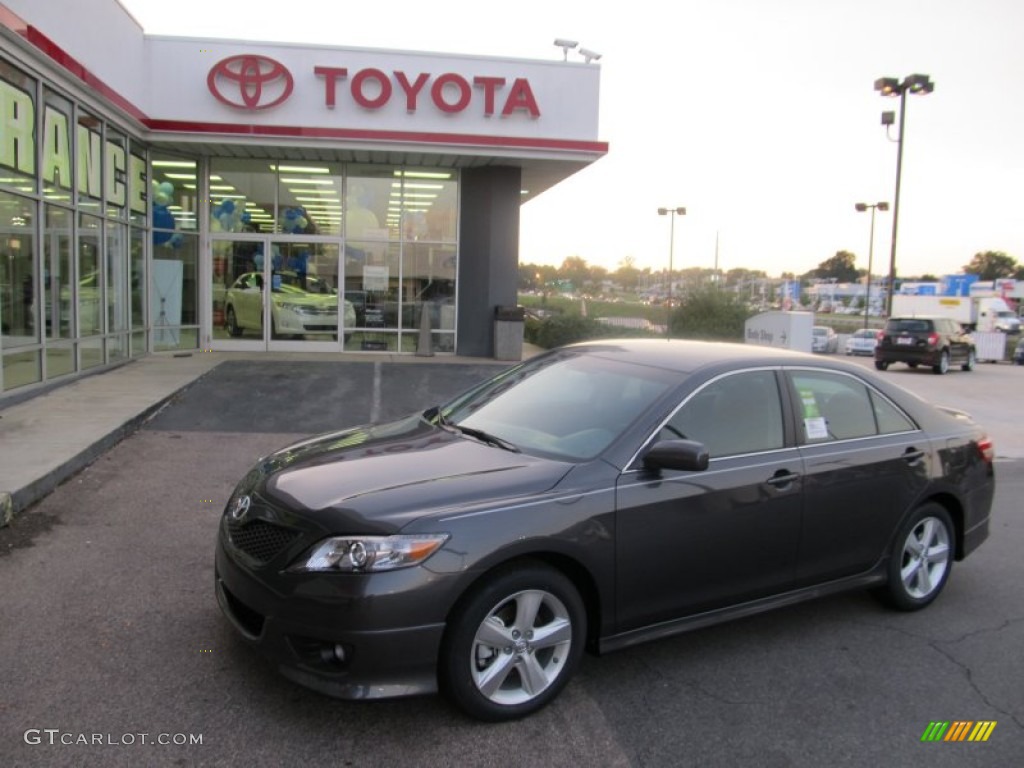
[
  {"left": 657, "top": 206, "right": 686, "bottom": 339},
  {"left": 874, "top": 73, "right": 934, "bottom": 316},
  {"left": 855, "top": 201, "right": 890, "bottom": 329}
]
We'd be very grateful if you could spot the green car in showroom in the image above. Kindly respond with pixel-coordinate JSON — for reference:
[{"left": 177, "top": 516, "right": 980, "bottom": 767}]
[{"left": 224, "top": 271, "right": 356, "bottom": 340}]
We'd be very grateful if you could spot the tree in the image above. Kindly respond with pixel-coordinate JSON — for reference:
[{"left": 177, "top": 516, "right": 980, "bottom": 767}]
[
  {"left": 670, "top": 286, "right": 753, "bottom": 340},
  {"left": 615, "top": 256, "right": 641, "bottom": 291},
  {"left": 962, "top": 251, "right": 1020, "bottom": 280},
  {"left": 809, "top": 251, "right": 859, "bottom": 282},
  {"left": 558, "top": 256, "right": 591, "bottom": 292}
]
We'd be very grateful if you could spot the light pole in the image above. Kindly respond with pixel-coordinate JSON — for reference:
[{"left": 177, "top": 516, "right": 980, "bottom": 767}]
[
  {"left": 855, "top": 201, "right": 889, "bottom": 329},
  {"left": 874, "top": 73, "right": 934, "bottom": 317},
  {"left": 657, "top": 206, "right": 686, "bottom": 339}
]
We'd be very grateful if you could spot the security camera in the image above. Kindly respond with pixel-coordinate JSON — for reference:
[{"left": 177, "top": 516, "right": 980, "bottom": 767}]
[
  {"left": 579, "top": 48, "right": 602, "bottom": 63},
  {"left": 554, "top": 39, "right": 578, "bottom": 60}
]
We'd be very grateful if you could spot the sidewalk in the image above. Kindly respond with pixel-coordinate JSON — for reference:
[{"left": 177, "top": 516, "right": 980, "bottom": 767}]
[{"left": 0, "top": 345, "right": 544, "bottom": 526}]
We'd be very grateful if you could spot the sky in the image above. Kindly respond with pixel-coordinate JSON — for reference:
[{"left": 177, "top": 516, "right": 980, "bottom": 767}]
[{"left": 117, "top": 0, "right": 1024, "bottom": 279}]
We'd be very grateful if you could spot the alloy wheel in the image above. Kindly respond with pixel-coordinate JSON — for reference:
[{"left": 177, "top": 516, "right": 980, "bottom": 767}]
[{"left": 900, "top": 516, "right": 951, "bottom": 600}]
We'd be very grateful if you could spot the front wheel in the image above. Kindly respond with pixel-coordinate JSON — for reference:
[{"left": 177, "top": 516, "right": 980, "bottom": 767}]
[
  {"left": 225, "top": 306, "right": 243, "bottom": 338},
  {"left": 875, "top": 360, "right": 889, "bottom": 371},
  {"left": 874, "top": 503, "right": 954, "bottom": 611},
  {"left": 440, "top": 562, "right": 585, "bottom": 722},
  {"left": 933, "top": 350, "right": 950, "bottom": 375},
  {"left": 962, "top": 348, "right": 976, "bottom": 371}
]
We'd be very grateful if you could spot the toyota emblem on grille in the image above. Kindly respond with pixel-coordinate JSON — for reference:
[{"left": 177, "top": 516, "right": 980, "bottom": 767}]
[
  {"left": 207, "top": 55, "right": 294, "bottom": 110},
  {"left": 230, "top": 495, "right": 252, "bottom": 522}
]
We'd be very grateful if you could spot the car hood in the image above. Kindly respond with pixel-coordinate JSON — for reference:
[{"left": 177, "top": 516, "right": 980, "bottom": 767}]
[{"left": 248, "top": 414, "right": 574, "bottom": 533}]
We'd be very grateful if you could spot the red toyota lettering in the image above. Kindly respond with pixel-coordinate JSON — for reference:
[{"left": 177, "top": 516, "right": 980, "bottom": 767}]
[
  {"left": 395, "top": 72, "right": 430, "bottom": 111},
  {"left": 314, "top": 66, "right": 348, "bottom": 108},
  {"left": 351, "top": 68, "right": 392, "bottom": 109},
  {"left": 502, "top": 78, "right": 541, "bottom": 117},
  {"left": 473, "top": 76, "right": 506, "bottom": 116},
  {"left": 431, "top": 73, "right": 472, "bottom": 114}
]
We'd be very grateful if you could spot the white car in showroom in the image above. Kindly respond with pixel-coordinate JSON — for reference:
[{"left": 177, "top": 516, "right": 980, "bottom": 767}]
[{"left": 224, "top": 271, "right": 355, "bottom": 340}]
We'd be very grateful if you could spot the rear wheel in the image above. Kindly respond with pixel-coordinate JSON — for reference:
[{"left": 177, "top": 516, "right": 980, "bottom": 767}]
[
  {"left": 875, "top": 360, "right": 889, "bottom": 371},
  {"left": 932, "top": 350, "right": 950, "bottom": 375},
  {"left": 440, "top": 562, "right": 585, "bottom": 722},
  {"left": 962, "top": 348, "right": 976, "bottom": 371},
  {"left": 875, "top": 503, "right": 954, "bottom": 611}
]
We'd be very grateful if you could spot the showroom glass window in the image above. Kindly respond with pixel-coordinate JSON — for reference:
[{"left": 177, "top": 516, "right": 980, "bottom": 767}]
[
  {"left": 43, "top": 204, "right": 74, "bottom": 377},
  {"left": 151, "top": 154, "right": 199, "bottom": 350},
  {"left": 0, "top": 57, "right": 160, "bottom": 395}
]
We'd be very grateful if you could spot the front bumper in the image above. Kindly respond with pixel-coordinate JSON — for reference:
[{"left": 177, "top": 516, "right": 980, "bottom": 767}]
[{"left": 215, "top": 535, "right": 447, "bottom": 700}]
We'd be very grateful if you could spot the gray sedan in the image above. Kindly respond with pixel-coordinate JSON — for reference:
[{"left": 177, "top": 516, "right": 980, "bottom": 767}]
[{"left": 215, "top": 339, "right": 995, "bottom": 721}]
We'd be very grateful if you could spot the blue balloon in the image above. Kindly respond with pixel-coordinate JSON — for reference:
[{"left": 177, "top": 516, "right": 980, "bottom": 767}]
[{"left": 153, "top": 204, "right": 175, "bottom": 230}]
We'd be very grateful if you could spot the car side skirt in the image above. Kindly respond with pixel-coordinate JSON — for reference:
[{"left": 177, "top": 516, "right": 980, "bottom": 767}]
[{"left": 598, "top": 567, "right": 888, "bottom": 655}]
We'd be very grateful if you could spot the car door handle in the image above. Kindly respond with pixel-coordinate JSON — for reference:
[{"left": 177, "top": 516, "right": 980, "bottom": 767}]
[
  {"left": 902, "top": 448, "right": 925, "bottom": 464},
  {"left": 766, "top": 470, "right": 800, "bottom": 488}
]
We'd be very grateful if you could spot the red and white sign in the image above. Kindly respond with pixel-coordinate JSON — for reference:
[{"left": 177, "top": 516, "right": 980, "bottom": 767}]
[{"left": 207, "top": 55, "right": 294, "bottom": 110}]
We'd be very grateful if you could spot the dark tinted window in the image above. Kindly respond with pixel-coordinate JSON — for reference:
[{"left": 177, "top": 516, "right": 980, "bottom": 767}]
[
  {"left": 790, "top": 370, "right": 917, "bottom": 441},
  {"left": 662, "top": 370, "right": 784, "bottom": 457},
  {"left": 791, "top": 371, "right": 877, "bottom": 442},
  {"left": 871, "top": 391, "right": 917, "bottom": 434},
  {"left": 887, "top": 318, "right": 932, "bottom": 333}
]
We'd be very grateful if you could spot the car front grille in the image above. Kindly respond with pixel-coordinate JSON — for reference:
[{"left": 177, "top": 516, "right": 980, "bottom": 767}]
[{"left": 227, "top": 518, "right": 300, "bottom": 564}]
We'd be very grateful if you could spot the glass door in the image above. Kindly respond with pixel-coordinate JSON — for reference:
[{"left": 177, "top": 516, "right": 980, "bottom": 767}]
[
  {"left": 266, "top": 240, "right": 343, "bottom": 349},
  {"left": 210, "top": 237, "right": 345, "bottom": 349}
]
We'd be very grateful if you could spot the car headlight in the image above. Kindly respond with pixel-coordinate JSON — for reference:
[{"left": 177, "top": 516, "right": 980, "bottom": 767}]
[
  {"left": 278, "top": 302, "right": 305, "bottom": 312},
  {"left": 287, "top": 534, "right": 449, "bottom": 573}
]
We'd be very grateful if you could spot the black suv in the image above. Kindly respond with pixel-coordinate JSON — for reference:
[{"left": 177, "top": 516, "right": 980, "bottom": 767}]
[{"left": 875, "top": 316, "right": 976, "bottom": 374}]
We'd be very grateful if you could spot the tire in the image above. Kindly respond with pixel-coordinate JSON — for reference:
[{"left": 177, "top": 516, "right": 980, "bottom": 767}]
[
  {"left": 875, "top": 360, "right": 889, "bottom": 371},
  {"left": 962, "top": 348, "right": 976, "bottom": 372},
  {"left": 875, "top": 503, "right": 954, "bottom": 611},
  {"left": 440, "top": 562, "right": 586, "bottom": 722},
  {"left": 225, "top": 306, "right": 243, "bottom": 337},
  {"left": 932, "top": 350, "right": 949, "bottom": 375},
  {"left": 907, "top": 363, "right": 918, "bottom": 369}
]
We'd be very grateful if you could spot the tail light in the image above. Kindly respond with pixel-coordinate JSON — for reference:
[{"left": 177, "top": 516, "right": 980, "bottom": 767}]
[
  {"left": 927, "top": 332, "right": 940, "bottom": 346},
  {"left": 976, "top": 436, "right": 995, "bottom": 463},
  {"left": 876, "top": 330, "right": 885, "bottom": 342}
]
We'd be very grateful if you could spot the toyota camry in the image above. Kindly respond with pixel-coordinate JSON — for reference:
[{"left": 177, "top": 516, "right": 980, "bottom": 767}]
[{"left": 215, "top": 339, "right": 994, "bottom": 721}]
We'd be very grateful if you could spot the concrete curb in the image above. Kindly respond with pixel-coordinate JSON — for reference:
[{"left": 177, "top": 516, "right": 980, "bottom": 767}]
[{"left": 0, "top": 362, "right": 219, "bottom": 527}]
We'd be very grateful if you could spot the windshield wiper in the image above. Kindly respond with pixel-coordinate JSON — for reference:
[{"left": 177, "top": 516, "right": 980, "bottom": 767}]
[
  {"left": 448, "top": 423, "right": 520, "bottom": 453},
  {"left": 425, "top": 406, "right": 519, "bottom": 452}
]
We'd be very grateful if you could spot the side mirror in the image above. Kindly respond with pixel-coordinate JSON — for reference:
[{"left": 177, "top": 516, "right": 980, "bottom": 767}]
[{"left": 642, "top": 439, "right": 710, "bottom": 472}]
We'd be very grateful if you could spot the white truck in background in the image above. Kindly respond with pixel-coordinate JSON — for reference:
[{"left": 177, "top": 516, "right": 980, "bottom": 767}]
[{"left": 891, "top": 295, "right": 1021, "bottom": 333}]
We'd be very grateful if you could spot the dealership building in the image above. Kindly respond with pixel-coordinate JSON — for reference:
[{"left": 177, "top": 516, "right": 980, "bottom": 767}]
[{"left": 0, "top": 0, "right": 605, "bottom": 397}]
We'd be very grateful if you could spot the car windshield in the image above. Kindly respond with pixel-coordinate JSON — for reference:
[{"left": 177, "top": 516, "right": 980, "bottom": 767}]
[{"left": 440, "top": 351, "right": 679, "bottom": 461}]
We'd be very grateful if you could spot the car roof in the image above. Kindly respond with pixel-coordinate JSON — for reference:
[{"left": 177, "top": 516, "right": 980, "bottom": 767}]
[{"left": 565, "top": 338, "right": 838, "bottom": 374}]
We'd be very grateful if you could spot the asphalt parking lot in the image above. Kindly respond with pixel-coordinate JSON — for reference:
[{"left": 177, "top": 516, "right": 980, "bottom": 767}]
[{"left": 1, "top": 356, "right": 1021, "bottom": 767}]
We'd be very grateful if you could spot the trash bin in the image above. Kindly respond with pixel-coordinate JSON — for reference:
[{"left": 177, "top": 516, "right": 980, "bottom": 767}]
[{"left": 493, "top": 305, "right": 525, "bottom": 361}]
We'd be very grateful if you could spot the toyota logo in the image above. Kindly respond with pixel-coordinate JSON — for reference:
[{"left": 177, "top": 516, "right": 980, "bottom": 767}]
[
  {"left": 207, "top": 55, "right": 294, "bottom": 110},
  {"left": 230, "top": 495, "right": 252, "bottom": 522}
]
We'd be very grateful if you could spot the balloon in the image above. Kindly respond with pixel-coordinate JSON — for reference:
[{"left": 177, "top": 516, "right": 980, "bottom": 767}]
[{"left": 153, "top": 204, "right": 175, "bottom": 230}]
